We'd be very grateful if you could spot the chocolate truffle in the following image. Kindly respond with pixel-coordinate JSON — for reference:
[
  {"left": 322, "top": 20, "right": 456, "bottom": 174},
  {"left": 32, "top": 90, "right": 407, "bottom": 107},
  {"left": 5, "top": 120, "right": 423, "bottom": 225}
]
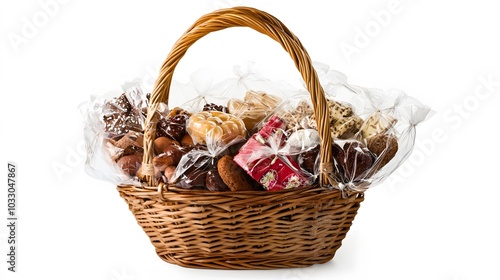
[
  {"left": 298, "top": 145, "right": 320, "bottom": 175},
  {"left": 153, "top": 145, "right": 183, "bottom": 170},
  {"left": 156, "top": 109, "right": 190, "bottom": 141},
  {"left": 205, "top": 168, "right": 229, "bottom": 191},
  {"left": 180, "top": 134, "right": 194, "bottom": 148},
  {"left": 154, "top": 136, "right": 180, "bottom": 154},
  {"left": 332, "top": 141, "right": 375, "bottom": 182},
  {"left": 180, "top": 167, "right": 208, "bottom": 188},
  {"left": 117, "top": 154, "right": 141, "bottom": 176},
  {"left": 163, "top": 166, "right": 177, "bottom": 183}
]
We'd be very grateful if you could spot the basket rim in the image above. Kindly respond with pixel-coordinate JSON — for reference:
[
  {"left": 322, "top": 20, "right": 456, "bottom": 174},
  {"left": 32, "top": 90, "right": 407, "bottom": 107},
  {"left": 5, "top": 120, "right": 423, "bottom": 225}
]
[{"left": 117, "top": 183, "right": 365, "bottom": 203}]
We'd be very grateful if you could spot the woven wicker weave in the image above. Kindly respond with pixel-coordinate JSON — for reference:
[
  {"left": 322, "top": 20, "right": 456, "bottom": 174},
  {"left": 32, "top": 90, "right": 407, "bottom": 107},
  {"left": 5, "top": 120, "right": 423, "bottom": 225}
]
[{"left": 118, "top": 6, "right": 364, "bottom": 269}]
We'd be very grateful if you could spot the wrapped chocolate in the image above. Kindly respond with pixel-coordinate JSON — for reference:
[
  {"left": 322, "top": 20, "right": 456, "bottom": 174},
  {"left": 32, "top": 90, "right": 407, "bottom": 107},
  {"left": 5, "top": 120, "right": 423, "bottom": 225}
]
[
  {"left": 234, "top": 116, "right": 316, "bottom": 191},
  {"left": 81, "top": 80, "right": 152, "bottom": 186},
  {"left": 155, "top": 107, "right": 191, "bottom": 141},
  {"left": 171, "top": 132, "right": 251, "bottom": 191}
]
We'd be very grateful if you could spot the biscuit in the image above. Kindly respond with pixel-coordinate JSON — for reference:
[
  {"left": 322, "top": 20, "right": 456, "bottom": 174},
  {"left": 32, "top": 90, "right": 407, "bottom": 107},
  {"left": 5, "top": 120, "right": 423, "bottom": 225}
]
[
  {"left": 217, "top": 155, "right": 254, "bottom": 191},
  {"left": 367, "top": 133, "right": 398, "bottom": 168}
]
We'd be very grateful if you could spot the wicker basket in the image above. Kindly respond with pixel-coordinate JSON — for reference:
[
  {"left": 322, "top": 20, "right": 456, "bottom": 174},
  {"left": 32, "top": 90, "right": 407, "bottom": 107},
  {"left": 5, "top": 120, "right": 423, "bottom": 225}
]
[{"left": 118, "top": 6, "right": 364, "bottom": 270}]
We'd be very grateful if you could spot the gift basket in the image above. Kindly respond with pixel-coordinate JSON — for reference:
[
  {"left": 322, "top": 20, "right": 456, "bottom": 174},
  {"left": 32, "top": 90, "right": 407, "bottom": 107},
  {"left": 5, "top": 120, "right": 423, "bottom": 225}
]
[{"left": 81, "top": 7, "right": 431, "bottom": 269}]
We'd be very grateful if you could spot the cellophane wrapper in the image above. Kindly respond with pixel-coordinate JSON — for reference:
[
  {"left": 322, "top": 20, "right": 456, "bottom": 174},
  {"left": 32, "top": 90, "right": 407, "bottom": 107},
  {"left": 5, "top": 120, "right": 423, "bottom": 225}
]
[
  {"left": 80, "top": 79, "right": 151, "bottom": 187},
  {"left": 82, "top": 62, "right": 431, "bottom": 193},
  {"left": 273, "top": 62, "right": 433, "bottom": 192}
]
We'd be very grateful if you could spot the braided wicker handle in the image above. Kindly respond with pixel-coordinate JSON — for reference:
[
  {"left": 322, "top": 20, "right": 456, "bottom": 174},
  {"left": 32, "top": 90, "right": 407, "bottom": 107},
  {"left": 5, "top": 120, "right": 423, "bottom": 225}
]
[{"left": 142, "top": 6, "right": 335, "bottom": 188}]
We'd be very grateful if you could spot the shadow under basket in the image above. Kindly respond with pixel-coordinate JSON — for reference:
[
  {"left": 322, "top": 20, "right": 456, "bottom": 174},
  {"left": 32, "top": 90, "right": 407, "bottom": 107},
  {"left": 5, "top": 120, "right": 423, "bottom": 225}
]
[{"left": 118, "top": 185, "right": 364, "bottom": 269}]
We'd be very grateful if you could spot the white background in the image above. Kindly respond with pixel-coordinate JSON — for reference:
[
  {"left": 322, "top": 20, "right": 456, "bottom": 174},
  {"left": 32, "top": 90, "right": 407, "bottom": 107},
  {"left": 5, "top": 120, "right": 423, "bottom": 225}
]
[{"left": 1, "top": 0, "right": 499, "bottom": 279}]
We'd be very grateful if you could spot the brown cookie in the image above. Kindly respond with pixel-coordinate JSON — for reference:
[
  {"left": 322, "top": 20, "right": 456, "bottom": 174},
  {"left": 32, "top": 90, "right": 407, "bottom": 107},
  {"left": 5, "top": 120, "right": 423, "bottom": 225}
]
[
  {"left": 368, "top": 133, "right": 398, "bottom": 168},
  {"left": 217, "top": 155, "right": 254, "bottom": 191}
]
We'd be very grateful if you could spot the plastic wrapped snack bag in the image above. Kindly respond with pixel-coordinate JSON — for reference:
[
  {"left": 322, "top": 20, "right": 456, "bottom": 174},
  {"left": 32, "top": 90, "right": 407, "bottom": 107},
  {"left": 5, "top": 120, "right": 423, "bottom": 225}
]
[
  {"left": 233, "top": 116, "right": 318, "bottom": 191},
  {"left": 177, "top": 62, "right": 287, "bottom": 133},
  {"left": 81, "top": 62, "right": 431, "bottom": 194},
  {"left": 81, "top": 80, "right": 152, "bottom": 186},
  {"left": 274, "top": 70, "right": 432, "bottom": 193},
  {"left": 170, "top": 131, "right": 252, "bottom": 191},
  {"left": 217, "top": 61, "right": 287, "bottom": 100},
  {"left": 171, "top": 68, "right": 231, "bottom": 113}
]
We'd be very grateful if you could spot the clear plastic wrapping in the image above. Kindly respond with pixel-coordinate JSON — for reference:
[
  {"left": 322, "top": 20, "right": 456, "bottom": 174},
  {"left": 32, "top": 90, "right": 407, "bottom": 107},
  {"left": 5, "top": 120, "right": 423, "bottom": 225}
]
[
  {"left": 170, "top": 135, "right": 248, "bottom": 190},
  {"left": 82, "top": 62, "right": 431, "bottom": 193},
  {"left": 233, "top": 116, "right": 318, "bottom": 191},
  {"left": 81, "top": 79, "right": 150, "bottom": 186},
  {"left": 274, "top": 67, "right": 433, "bottom": 192}
]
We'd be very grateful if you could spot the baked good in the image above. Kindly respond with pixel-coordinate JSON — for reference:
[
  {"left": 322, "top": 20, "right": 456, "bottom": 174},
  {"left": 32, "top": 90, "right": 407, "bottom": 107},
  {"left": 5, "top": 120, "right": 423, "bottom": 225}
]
[
  {"left": 175, "top": 145, "right": 213, "bottom": 188},
  {"left": 122, "top": 145, "right": 143, "bottom": 157},
  {"left": 256, "top": 115, "right": 286, "bottom": 139},
  {"left": 306, "top": 99, "right": 363, "bottom": 139},
  {"left": 279, "top": 100, "right": 313, "bottom": 132},
  {"left": 227, "top": 90, "right": 281, "bottom": 131},
  {"left": 186, "top": 111, "right": 246, "bottom": 145},
  {"left": 112, "top": 132, "right": 138, "bottom": 149},
  {"left": 367, "top": 133, "right": 398, "bottom": 168},
  {"left": 361, "top": 111, "right": 397, "bottom": 139},
  {"left": 281, "top": 98, "right": 362, "bottom": 139},
  {"left": 167, "top": 107, "right": 191, "bottom": 118},
  {"left": 155, "top": 107, "right": 191, "bottom": 141},
  {"left": 217, "top": 155, "right": 254, "bottom": 191},
  {"left": 329, "top": 116, "right": 363, "bottom": 139}
]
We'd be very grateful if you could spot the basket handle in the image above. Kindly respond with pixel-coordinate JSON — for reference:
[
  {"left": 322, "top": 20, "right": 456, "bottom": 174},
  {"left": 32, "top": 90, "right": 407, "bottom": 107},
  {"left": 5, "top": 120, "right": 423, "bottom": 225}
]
[{"left": 142, "top": 6, "right": 335, "bottom": 188}]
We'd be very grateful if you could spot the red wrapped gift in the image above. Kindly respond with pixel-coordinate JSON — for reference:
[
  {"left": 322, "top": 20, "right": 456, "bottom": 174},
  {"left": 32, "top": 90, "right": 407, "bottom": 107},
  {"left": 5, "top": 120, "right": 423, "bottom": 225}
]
[{"left": 234, "top": 116, "right": 310, "bottom": 191}]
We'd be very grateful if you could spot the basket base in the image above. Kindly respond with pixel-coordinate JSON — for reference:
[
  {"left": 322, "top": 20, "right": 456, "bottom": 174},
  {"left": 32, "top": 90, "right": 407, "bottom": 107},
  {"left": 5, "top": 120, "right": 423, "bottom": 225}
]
[
  {"left": 118, "top": 185, "right": 364, "bottom": 270},
  {"left": 155, "top": 249, "right": 336, "bottom": 270}
]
